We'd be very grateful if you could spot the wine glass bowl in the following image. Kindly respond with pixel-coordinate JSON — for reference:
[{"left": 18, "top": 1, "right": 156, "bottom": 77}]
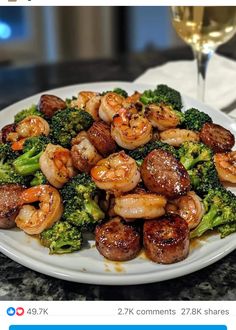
[{"left": 171, "top": 6, "right": 236, "bottom": 101}]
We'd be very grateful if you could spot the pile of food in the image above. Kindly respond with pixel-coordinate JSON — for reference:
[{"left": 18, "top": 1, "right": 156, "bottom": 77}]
[{"left": 1, "top": 84, "right": 236, "bottom": 264}]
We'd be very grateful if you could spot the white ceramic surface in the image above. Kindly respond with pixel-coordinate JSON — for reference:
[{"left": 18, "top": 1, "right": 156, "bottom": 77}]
[{"left": 0, "top": 81, "right": 235, "bottom": 285}]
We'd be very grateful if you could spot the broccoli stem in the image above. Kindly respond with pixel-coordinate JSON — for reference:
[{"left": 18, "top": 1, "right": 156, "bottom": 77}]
[
  {"left": 84, "top": 198, "right": 105, "bottom": 222},
  {"left": 190, "top": 205, "right": 219, "bottom": 238},
  {"left": 49, "top": 239, "right": 82, "bottom": 254},
  {"left": 13, "top": 149, "right": 43, "bottom": 176},
  {"left": 180, "top": 155, "right": 207, "bottom": 170}
]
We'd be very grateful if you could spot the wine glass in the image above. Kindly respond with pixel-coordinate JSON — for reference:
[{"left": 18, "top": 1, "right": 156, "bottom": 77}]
[{"left": 171, "top": 6, "right": 236, "bottom": 102}]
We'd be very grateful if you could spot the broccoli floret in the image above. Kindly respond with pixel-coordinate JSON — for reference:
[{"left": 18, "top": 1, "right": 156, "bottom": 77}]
[
  {"left": 0, "top": 143, "right": 26, "bottom": 185},
  {"left": 65, "top": 96, "right": 77, "bottom": 107},
  {"left": 188, "top": 161, "right": 221, "bottom": 196},
  {"left": 61, "top": 173, "right": 104, "bottom": 228},
  {"left": 13, "top": 136, "right": 50, "bottom": 176},
  {"left": 30, "top": 170, "right": 48, "bottom": 186},
  {"left": 218, "top": 222, "right": 236, "bottom": 238},
  {"left": 190, "top": 187, "right": 236, "bottom": 238},
  {"left": 0, "top": 143, "right": 19, "bottom": 162},
  {"left": 140, "top": 84, "right": 182, "bottom": 111},
  {"left": 40, "top": 221, "right": 82, "bottom": 254},
  {"left": 100, "top": 87, "right": 128, "bottom": 98},
  {"left": 178, "top": 142, "right": 220, "bottom": 197},
  {"left": 128, "top": 140, "right": 178, "bottom": 166},
  {"left": 178, "top": 142, "right": 213, "bottom": 170},
  {"left": 182, "top": 108, "right": 212, "bottom": 131},
  {"left": 14, "top": 105, "right": 43, "bottom": 124},
  {"left": 50, "top": 108, "right": 93, "bottom": 147},
  {"left": 112, "top": 88, "right": 128, "bottom": 98}
]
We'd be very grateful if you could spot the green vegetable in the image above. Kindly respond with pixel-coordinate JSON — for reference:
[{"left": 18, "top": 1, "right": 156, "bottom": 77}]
[
  {"left": 178, "top": 141, "right": 213, "bottom": 170},
  {"left": 0, "top": 143, "right": 26, "bottom": 185},
  {"left": 65, "top": 96, "right": 77, "bottom": 107},
  {"left": 100, "top": 87, "right": 128, "bottom": 98},
  {"left": 128, "top": 140, "right": 178, "bottom": 166},
  {"left": 218, "top": 222, "right": 236, "bottom": 238},
  {"left": 61, "top": 173, "right": 105, "bottom": 229},
  {"left": 14, "top": 105, "right": 42, "bottom": 123},
  {"left": 140, "top": 84, "right": 182, "bottom": 111},
  {"left": 188, "top": 161, "right": 221, "bottom": 196},
  {"left": 50, "top": 108, "right": 93, "bottom": 147},
  {"left": 190, "top": 187, "right": 236, "bottom": 238},
  {"left": 40, "top": 221, "right": 82, "bottom": 254},
  {"left": 13, "top": 136, "right": 50, "bottom": 176},
  {"left": 30, "top": 170, "right": 48, "bottom": 186},
  {"left": 112, "top": 88, "right": 128, "bottom": 98},
  {"left": 182, "top": 108, "right": 212, "bottom": 131}
]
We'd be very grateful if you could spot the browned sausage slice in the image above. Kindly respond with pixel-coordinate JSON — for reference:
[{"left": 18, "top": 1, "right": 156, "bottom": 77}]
[
  {"left": 0, "top": 124, "right": 16, "bottom": 143},
  {"left": 95, "top": 217, "right": 141, "bottom": 261},
  {"left": 38, "top": 94, "right": 66, "bottom": 118},
  {"left": 141, "top": 149, "right": 190, "bottom": 199},
  {"left": 0, "top": 184, "right": 25, "bottom": 229},
  {"left": 87, "top": 121, "right": 117, "bottom": 157},
  {"left": 200, "top": 122, "right": 235, "bottom": 153},
  {"left": 143, "top": 214, "right": 190, "bottom": 264}
]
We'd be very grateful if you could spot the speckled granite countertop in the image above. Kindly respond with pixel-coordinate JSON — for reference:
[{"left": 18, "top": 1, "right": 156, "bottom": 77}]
[
  {"left": 0, "top": 49, "right": 236, "bottom": 300},
  {"left": 0, "top": 251, "right": 236, "bottom": 300}
]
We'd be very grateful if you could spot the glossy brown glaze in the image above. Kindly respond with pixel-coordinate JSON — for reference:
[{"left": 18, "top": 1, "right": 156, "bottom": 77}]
[
  {"left": 141, "top": 149, "right": 190, "bottom": 199},
  {"left": 38, "top": 94, "right": 66, "bottom": 118},
  {"left": 143, "top": 214, "right": 190, "bottom": 264},
  {"left": 0, "top": 184, "right": 25, "bottom": 229},
  {"left": 200, "top": 122, "right": 235, "bottom": 153},
  {"left": 0, "top": 123, "right": 16, "bottom": 143},
  {"left": 87, "top": 121, "right": 116, "bottom": 157},
  {"left": 95, "top": 217, "right": 141, "bottom": 261}
]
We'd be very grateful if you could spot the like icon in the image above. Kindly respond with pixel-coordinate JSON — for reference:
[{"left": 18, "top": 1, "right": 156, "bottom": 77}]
[
  {"left": 7, "top": 307, "right": 15, "bottom": 316},
  {"left": 16, "top": 307, "right": 24, "bottom": 316}
]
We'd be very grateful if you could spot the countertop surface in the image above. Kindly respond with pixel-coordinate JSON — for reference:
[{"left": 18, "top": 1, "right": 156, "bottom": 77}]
[{"left": 0, "top": 48, "right": 235, "bottom": 301}]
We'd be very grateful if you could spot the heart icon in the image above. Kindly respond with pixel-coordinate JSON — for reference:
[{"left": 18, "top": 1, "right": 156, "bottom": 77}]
[{"left": 16, "top": 307, "right": 24, "bottom": 316}]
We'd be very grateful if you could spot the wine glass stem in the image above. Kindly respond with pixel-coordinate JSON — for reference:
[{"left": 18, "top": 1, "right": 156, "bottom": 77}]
[{"left": 193, "top": 49, "right": 213, "bottom": 102}]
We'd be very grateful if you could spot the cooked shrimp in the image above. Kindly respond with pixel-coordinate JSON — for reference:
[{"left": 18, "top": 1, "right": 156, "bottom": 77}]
[
  {"left": 15, "top": 185, "right": 63, "bottom": 235},
  {"left": 114, "top": 192, "right": 167, "bottom": 220},
  {"left": 160, "top": 128, "right": 200, "bottom": 147},
  {"left": 214, "top": 151, "right": 236, "bottom": 183},
  {"left": 16, "top": 116, "right": 50, "bottom": 138},
  {"left": 40, "top": 144, "right": 76, "bottom": 188},
  {"left": 166, "top": 191, "right": 204, "bottom": 229},
  {"left": 99, "top": 92, "right": 125, "bottom": 123},
  {"left": 91, "top": 151, "right": 140, "bottom": 194},
  {"left": 144, "top": 103, "right": 181, "bottom": 131},
  {"left": 123, "top": 91, "right": 141, "bottom": 107},
  {"left": 72, "top": 91, "right": 101, "bottom": 121},
  {"left": 71, "top": 131, "right": 102, "bottom": 173},
  {"left": 7, "top": 116, "right": 50, "bottom": 143},
  {"left": 73, "top": 91, "right": 97, "bottom": 108},
  {"left": 111, "top": 108, "right": 152, "bottom": 150}
]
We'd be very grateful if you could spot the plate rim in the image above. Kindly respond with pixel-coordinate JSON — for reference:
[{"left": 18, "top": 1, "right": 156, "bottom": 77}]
[{"left": 0, "top": 80, "right": 235, "bottom": 285}]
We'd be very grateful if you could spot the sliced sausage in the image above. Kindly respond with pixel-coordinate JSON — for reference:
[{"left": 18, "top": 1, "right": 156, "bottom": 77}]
[
  {"left": 0, "top": 124, "right": 16, "bottom": 143},
  {"left": 141, "top": 149, "right": 190, "bottom": 199},
  {"left": 0, "top": 184, "right": 25, "bottom": 229},
  {"left": 95, "top": 217, "right": 142, "bottom": 261},
  {"left": 200, "top": 122, "right": 235, "bottom": 153},
  {"left": 87, "top": 121, "right": 117, "bottom": 157},
  {"left": 143, "top": 214, "right": 190, "bottom": 264},
  {"left": 38, "top": 94, "right": 66, "bottom": 118}
]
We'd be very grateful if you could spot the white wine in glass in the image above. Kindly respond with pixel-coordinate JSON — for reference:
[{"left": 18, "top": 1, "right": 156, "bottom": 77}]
[{"left": 171, "top": 6, "right": 236, "bottom": 101}]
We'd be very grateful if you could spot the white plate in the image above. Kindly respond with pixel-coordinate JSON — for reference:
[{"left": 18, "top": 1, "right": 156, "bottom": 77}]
[{"left": 0, "top": 81, "right": 236, "bottom": 285}]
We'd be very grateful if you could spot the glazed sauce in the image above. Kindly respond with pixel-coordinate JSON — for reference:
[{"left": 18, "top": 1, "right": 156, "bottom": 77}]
[
  {"left": 104, "top": 260, "right": 125, "bottom": 273},
  {"left": 190, "top": 229, "right": 218, "bottom": 250}
]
